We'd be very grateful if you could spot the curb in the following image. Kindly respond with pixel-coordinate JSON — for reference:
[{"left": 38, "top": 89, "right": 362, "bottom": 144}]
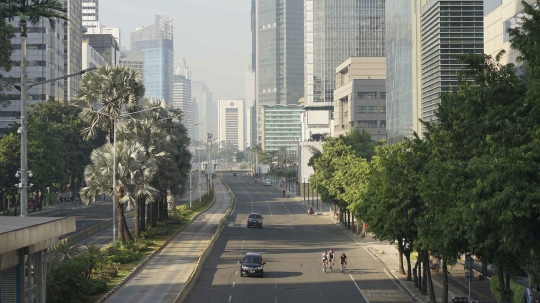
[
  {"left": 94, "top": 194, "right": 216, "bottom": 303},
  {"left": 173, "top": 179, "right": 236, "bottom": 303}
]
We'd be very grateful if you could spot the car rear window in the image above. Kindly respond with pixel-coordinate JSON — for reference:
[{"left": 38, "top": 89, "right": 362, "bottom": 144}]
[
  {"left": 249, "top": 214, "right": 262, "bottom": 219},
  {"left": 244, "top": 255, "right": 262, "bottom": 264}
]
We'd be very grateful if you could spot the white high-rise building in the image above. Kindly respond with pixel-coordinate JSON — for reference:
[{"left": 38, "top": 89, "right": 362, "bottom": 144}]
[
  {"left": 218, "top": 100, "right": 246, "bottom": 151},
  {"left": 82, "top": 0, "right": 102, "bottom": 29},
  {"left": 173, "top": 62, "right": 192, "bottom": 139}
]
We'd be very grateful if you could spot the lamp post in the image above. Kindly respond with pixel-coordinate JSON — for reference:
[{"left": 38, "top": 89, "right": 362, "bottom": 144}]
[
  {"left": 303, "top": 178, "right": 306, "bottom": 201},
  {"left": 46, "top": 187, "right": 50, "bottom": 208},
  {"left": 190, "top": 123, "right": 202, "bottom": 208},
  {"left": 12, "top": 67, "right": 97, "bottom": 217},
  {"left": 73, "top": 105, "right": 160, "bottom": 248}
]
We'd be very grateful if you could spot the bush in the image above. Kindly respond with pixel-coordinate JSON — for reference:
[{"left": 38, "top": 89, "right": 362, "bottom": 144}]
[
  {"left": 490, "top": 276, "right": 526, "bottom": 303},
  {"left": 89, "top": 278, "right": 107, "bottom": 295},
  {"left": 141, "top": 227, "right": 168, "bottom": 238},
  {"left": 47, "top": 256, "right": 93, "bottom": 303},
  {"left": 94, "top": 257, "right": 119, "bottom": 280},
  {"left": 108, "top": 249, "right": 139, "bottom": 264}
]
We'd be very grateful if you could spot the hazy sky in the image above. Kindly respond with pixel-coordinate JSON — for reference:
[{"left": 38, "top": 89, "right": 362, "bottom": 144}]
[{"left": 100, "top": 0, "right": 251, "bottom": 101}]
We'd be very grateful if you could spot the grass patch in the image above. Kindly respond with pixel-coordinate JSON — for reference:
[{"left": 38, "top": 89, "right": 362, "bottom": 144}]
[{"left": 87, "top": 190, "right": 215, "bottom": 301}]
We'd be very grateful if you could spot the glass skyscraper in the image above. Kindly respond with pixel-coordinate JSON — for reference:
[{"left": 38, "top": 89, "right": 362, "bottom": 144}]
[
  {"left": 305, "top": 0, "right": 386, "bottom": 108},
  {"left": 386, "top": 0, "right": 414, "bottom": 144},
  {"left": 131, "top": 15, "right": 174, "bottom": 103}
]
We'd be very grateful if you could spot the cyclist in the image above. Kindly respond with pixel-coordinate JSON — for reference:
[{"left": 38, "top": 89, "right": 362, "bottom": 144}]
[
  {"left": 321, "top": 251, "right": 328, "bottom": 272},
  {"left": 340, "top": 253, "right": 347, "bottom": 272},
  {"left": 328, "top": 249, "right": 335, "bottom": 270},
  {"left": 286, "top": 190, "right": 290, "bottom": 199}
]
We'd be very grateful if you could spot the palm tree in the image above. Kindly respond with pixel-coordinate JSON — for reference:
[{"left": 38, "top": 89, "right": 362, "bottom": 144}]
[
  {"left": 74, "top": 65, "right": 145, "bottom": 241},
  {"left": 79, "top": 139, "right": 158, "bottom": 242}
]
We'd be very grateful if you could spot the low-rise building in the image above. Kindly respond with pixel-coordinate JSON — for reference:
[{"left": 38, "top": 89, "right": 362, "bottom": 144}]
[
  {"left": 260, "top": 105, "right": 304, "bottom": 158},
  {"left": 333, "top": 57, "right": 386, "bottom": 141},
  {"left": 82, "top": 38, "right": 107, "bottom": 69}
]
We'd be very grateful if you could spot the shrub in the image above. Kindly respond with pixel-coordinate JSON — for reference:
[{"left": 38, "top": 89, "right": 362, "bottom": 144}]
[
  {"left": 109, "top": 250, "right": 139, "bottom": 264},
  {"left": 46, "top": 256, "right": 92, "bottom": 303},
  {"left": 88, "top": 278, "right": 107, "bottom": 295},
  {"left": 94, "top": 257, "right": 119, "bottom": 280},
  {"left": 490, "top": 276, "right": 526, "bottom": 303}
]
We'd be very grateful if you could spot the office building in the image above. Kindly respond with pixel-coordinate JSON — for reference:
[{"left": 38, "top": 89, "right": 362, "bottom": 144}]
[
  {"left": 131, "top": 15, "right": 174, "bottom": 103},
  {"left": 303, "top": 0, "right": 385, "bottom": 139},
  {"left": 64, "top": 0, "right": 83, "bottom": 101},
  {"left": 421, "top": 0, "right": 484, "bottom": 123},
  {"left": 1, "top": 19, "right": 65, "bottom": 128},
  {"left": 218, "top": 100, "right": 246, "bottom": 151},
  {"left": 255, "top": 0, "right": 304, "bottom": 113},
  {"left": 173, "top": 65, "right": 192, "bottom": 139},
  {"left": 334, "top": 57, "right": 386, "bottom": 140},
  {"left": 82, "top": 38, "right": 107, "bottom": 69},
  {"left": 192, "top": 81, "right": 215, "bottom": 139},
  {"left": 484, "top": 0, "right": 536, "bottom": 67},
  {"left": 82, "top": 0, "right": 101, "bottom": 28},
  {"left": 260, "top": 105, "right": 303, "bottom": 157},
  {"left": 82, "top": 33, "right": 120, "bottom": 66},
  {"left": 119, "top": 50, "right": 144, "bottom": 81},
  {"left": 386, "top": 0, "right": 483, "bottom": 144}
]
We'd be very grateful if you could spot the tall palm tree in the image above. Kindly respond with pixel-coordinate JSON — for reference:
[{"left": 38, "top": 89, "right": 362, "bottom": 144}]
[
  {"left": 79, "top": 139, "right": 158, "bottom": 242},
  {"left": 74, "top": 65, "right": 145, "bottom": 241}
]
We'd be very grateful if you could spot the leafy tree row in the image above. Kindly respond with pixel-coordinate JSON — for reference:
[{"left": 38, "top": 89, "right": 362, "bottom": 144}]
[{"left": 309, "top": 2, "right": 540, "bottom": 302}]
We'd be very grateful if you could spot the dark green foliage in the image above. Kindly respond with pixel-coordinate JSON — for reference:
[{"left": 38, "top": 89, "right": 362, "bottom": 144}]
[{"left": 88, "top": 278, "right": 107, "bottom": 295}]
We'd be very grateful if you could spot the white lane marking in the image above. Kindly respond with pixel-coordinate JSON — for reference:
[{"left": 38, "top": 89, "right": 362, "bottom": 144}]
[
  {"left": 233, "top": 282, "right": 235, "bottom": 288},
  {"left": 275, "top": 297, "right": 277, "bottom": 303},
  {"left": 349, "top": 274, "right": 370, "bottom": 303},
  {"left": 229, "top": 295, "right": 232, "bottom": 302},
  {"left": 235, "top": 271, "right": 237, "bottom": 275},
  {"left": 243, "top": 239, "right": 245, "bottom": 243}
]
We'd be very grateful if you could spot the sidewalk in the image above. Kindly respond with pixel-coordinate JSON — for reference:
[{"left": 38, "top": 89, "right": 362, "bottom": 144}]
[{"left": 293, "top": 196, "right": 496, "bottom": 303}]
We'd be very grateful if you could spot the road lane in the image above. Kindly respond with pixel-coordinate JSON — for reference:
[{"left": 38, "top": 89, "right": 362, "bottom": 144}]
[
  {"left": 184, "top": 173, "right": 412, "bottom": 303},
  {"left": 104, "top": 179, "right": 230, "bottom": 303}
]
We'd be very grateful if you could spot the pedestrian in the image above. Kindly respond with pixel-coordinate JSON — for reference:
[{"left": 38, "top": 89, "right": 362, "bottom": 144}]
[
  {"left": 37, "top": 196, "right": 42, "bottom": 210},
  {"left": 29, "top": 198, "right": 35, "bottom": 212}
]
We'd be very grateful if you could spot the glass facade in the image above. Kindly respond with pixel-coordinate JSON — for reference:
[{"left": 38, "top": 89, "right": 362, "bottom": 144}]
[
  {"left": 131, "top": 16, "right": 174, "bottom": 103},
  {"left": 64, "top": 0, "right": 82, "bottom": 101},
  {"left": 261, "top": 105, "right": 304, "bottom": 157},
  {"left": 421, "top": 0, "right": 484, "bottom": 123},
  {"left": 386, "top": 0, "right": 413, "bottom": 144},
  {"left": 305, "top": 0, "right": 386, "bottom": 108},
  {"left": 256, "top": 0, "right": 304, "bottom": 109}
]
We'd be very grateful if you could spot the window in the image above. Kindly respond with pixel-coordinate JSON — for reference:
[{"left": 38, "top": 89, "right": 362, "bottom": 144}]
[
  {"left": 380, "top": 92, "right": 386, "bottom": 99},
  {"left": 368, "top": 106, "right": 377, "bottom": 113},
  {"left": 380, "top": 121, "right": 386, "bottom": 128},
  {"left": 379, "top": 106, "right": 386, "bottom": 113},
  {"left": 357, "top": 106, "right": 366, "bottom": 113},
  {"left": 357, "top": 92, "right": 377, "bottom": 99},
  {"left": 357, "top": 121, "right": 377, "bottom": 128}
]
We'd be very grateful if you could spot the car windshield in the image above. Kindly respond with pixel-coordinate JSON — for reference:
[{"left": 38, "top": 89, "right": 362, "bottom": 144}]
[
  {"left": 249, "top": 214, "right": 262, "bottom": 219},
  {"left": 243, "top": 255, "right": 262, "bottom": 264}
]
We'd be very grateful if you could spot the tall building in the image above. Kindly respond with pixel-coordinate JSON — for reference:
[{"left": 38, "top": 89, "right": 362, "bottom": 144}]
[
  {"left": 421, "top": 1, "right": 484, "bottom": 123},
  {"left": 119, "top": 50, "right": 144, "bottom": 81},
  {"left": 260, "top": 105, "right": 304, "bottom": 157},
  {"left": 218, "top": 100, "right": 246, "bottom": 151},
  {"left": 484, "top": 0, "right": 536, "bottom": 67},
  {"left": 251, "top": 0, "right": 257, "bottom": 69},
  {"left": 255, "top": 0, "right": 304, "bottom": 113},
  {"left": 1, "top": 19, "right": 65, "bottom": 127},
  {"left": 82, "top": 0, "right": 101, "bottom": 28},
  {"left": 386, "top": 0, "right": 483, "bottom": 144},
  {"left": 191, "top": 101, "right": 200, "bottom": 141},
  {"left": 192, "top": 81, "right": 215, "bottom": 139},
  {"left": 173, "top": 64, "right": 192, "bottom": 139},
  {"left": 82, "top": 33, "right": 120, "bottom": 66},
  {"left": 245, "top": 66, "right": 256, "bottom": 148},
  {"left": 64, "top": 0, "right": 83, "bottom": 101},
  {"left": 334, "top": 57, "right": 386, "bottom": 140},
  {"left": 131, "top": 15, "right": 174, "bottom": 103}
]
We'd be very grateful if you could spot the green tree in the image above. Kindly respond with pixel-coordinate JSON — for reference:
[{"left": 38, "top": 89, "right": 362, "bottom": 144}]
[
  {"left": 0, "top": 18, "right": 15, "bottom": 106},
  {"left": 75, "top": 65, "right": 145, "bottom": 242},
  {"left": 235, "top": 151, "right": 245, "bottom": 163}
]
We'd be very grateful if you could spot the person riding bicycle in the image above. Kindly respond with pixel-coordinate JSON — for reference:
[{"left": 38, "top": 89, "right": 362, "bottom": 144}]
[
  {"left": 286, "top": 190, "right": 290, "bottom": 198},
  {"left": 308, "top": 206, "right": 314, "bottom": 215},
  {"left": 328, "top": 249, "right": 335, "bottom": 268},
  {"left": 322, "top": 251, "right": 328, "bottom": 272},
  {"left": 340, "top": 253, "right": 348, "bottom": 272}
]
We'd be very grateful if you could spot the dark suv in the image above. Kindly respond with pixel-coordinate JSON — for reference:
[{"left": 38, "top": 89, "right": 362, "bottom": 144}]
[
  {"left": 247, "top": 213, "right": 263, "bottom": 228},
  {"left": 239, "top": 252, "right": 265, "bottom": 277}
]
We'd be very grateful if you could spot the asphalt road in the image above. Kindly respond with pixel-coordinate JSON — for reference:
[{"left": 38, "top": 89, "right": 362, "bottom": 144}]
[
  {"left": 183, "top": 173, "right": 413, "bottom": 303},
  {"left": 105, "top": 179, "right": 230, "bottom": 303}
]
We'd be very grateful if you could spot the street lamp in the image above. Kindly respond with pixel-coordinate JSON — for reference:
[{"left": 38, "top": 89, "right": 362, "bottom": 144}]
[
  {"left": 190, "top": 123, "right": 202, "bottom": 208},
  {"left": 14, "top": 67, "right": 97, "bottom": 217},
  {"left": 73, "top": 105, "right": 160, "bottom": 248}
]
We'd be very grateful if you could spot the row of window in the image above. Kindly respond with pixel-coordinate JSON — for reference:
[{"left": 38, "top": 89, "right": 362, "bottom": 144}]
[
  {"left": 357, "top": 92, "right": 386, "bottom": 99},
  {"left": 356, "top": 106, "right": 386, "bottom": 114},
  {"left": 355, "top": 120, "right": 386, "bottom": 128}
]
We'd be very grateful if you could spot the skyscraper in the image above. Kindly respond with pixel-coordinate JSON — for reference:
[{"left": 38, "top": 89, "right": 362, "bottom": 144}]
[
  {"left": 131, "top": 15, "right": 174, "bottom": 103},
  {"left": 82, "top": 0, "right": 101, "bottom": 28},
  {"left": 305, "top": 0, "right": 386, "bottom": 108},
  {"left": 192, "top": 81, "right": 214, "bottom": 139},
  {"left": 255, "top": 0, "right": 304, "bottom": 112},
  {"left": 173, "top": 62, "right": 192, "bottom": 139},
  {"left": 64, "top": 0, "right": 83, "bottom": 101},
  {"left": 245, "top": 66, "right": 256, "bottom": 148},
  {"left": 218, "top": 100, "right": 246, "bottom": 151}
]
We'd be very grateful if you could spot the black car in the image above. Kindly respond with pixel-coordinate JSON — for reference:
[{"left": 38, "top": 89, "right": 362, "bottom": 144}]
[
  {"left": 232, "top": 172, "right": 237, "bottom": 177},
  {"left": 247, "top": 213, "right": 263, "bottom": 228},
  {"left": 239, "top": 252, "right": 265, "bottom": 277}
]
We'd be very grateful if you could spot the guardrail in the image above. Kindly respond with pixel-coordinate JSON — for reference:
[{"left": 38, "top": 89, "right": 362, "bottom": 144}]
[{"left": 174, "top": 178, "right": 236, "bottom": 303}]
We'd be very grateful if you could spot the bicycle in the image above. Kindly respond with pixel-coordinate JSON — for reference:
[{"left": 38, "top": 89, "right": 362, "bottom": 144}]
[
  {"left": 322, "top": 260, "right": 328, "bottom": 273},
  {"left": 341, "top": 262, "right": 347, "bottom": 272},
  {"left": 329, "top": 259, "right": 334, "bottom": 271}
]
